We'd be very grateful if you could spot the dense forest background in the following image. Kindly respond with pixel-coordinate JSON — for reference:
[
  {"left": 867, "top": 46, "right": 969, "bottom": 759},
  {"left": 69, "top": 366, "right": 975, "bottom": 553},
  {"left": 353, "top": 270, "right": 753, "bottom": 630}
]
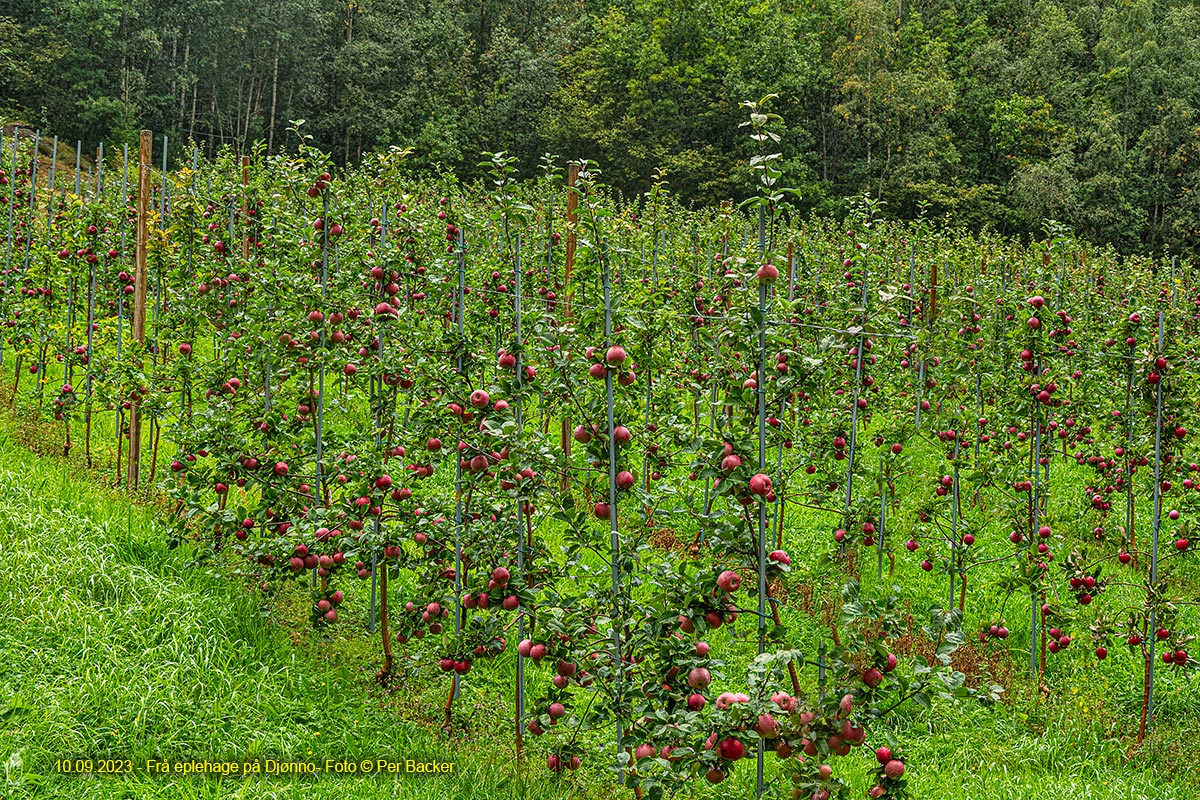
[{"left": 2, "top": 0, "right": 1199, "bottom": 254}]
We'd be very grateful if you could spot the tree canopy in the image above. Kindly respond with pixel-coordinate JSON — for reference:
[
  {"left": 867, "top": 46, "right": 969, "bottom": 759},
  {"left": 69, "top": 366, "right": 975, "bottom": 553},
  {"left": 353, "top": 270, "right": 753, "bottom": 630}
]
[{"left": 2, "top": 0, "right": 1199, "bottom": 254}]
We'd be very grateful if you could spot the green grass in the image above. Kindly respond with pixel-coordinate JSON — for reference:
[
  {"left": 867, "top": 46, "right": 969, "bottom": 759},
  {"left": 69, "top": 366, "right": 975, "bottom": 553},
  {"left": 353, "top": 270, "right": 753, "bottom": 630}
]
[
  {"left": 0, "top": 425, "right": 575, "bottom": 800},
  {"left": 0, "top": 399, "right": 1198, "bottom": 799}
]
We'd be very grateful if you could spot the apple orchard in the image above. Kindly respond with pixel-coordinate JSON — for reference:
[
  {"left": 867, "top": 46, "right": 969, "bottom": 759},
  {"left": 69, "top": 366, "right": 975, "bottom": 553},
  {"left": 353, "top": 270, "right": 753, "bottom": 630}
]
[{"left": 0, "top": 111, "right": 1197, "bottom": 799}]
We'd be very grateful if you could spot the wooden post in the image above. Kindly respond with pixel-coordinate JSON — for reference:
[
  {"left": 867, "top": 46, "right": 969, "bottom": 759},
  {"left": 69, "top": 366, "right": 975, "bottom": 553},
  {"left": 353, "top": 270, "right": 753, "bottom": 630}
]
[
  {"left": 127, "top": 130, "right": 151, "bottom": 490},
  {"left": 560, "top": 163, "right": 579, "bottom": 493},
  {"left": 241, "top": 155, "right": 251, "bottom": 260}
]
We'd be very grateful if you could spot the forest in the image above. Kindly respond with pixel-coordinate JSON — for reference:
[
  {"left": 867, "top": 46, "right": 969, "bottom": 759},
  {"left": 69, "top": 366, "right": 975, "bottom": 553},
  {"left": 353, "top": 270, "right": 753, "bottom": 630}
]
[{"left": 2, "top": 0, "right": 1200, "bottom": 254}]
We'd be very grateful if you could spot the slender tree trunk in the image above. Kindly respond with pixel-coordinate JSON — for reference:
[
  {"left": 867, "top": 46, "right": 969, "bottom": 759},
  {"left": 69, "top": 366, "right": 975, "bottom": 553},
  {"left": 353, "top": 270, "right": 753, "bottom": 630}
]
[
  {"left": 378, "top": 565, "right": 393, "bottom": 683},
  {"left": 1137, "top": 645, "right": 1151, "bottom": 744},
  {"left": 10, "top": 355, "right": 20, "bottom": 403},
  {"left": 243, "top": 76, "right": 255, "bottom": 150},
  {"left": 190, "top": 80, "right": 198, "bottom": 140},
  {"left": 178, "top": 43, "right": 190, "bottom": 132},
  {"left": 149, "top": 415, "right": 160, "bottom": 485},
  {"left": 442, "top": 681, "right": 455, "bottom": 731},
  {"left": 115, "top": 408, "right": 124, "bottom": 488},
  {"left": 267, "top": 48, "right": 279, "bottom": 152}
]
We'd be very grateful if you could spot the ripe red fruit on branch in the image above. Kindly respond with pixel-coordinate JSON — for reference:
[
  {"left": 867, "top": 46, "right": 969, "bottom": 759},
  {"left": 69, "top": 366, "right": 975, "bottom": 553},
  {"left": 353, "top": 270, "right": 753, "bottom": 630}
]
[
  {"left": 717, "top": 738, "right": 745, "bottom": 761},
  {"left": 717, "top": 570, "right": 741, "bottom": 592},
  {"left": 755, "top": 714, "right": 780, "bottom": 738},
  {"left": 749, "top": 473, "right": 772, "bottom": 496}
]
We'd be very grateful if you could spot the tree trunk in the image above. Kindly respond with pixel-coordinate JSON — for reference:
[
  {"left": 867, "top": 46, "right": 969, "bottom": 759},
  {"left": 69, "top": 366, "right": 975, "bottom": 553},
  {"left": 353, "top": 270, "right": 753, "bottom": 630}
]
[
  {"left": 178, "top": 43, "right": 190, "bottom": 132},
  {"left": 268, "top": 48, "right": 279, "bottom": 153}
]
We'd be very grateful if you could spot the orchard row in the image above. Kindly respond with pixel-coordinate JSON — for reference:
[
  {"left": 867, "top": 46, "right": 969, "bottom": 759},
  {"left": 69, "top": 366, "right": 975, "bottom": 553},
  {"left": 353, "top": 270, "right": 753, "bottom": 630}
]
[{"left": 0, "top": 126, "right": 1196, "bottom": 798}]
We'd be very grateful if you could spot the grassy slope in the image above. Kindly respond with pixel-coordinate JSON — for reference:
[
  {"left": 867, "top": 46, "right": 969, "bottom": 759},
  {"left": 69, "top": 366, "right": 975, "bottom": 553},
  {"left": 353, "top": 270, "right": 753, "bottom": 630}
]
[
  {"left": 0, "top": 425, "right": 567, "bottom": 800},
  {"left": 0, "top": 406, "right": 1197, "bottom": 799}
]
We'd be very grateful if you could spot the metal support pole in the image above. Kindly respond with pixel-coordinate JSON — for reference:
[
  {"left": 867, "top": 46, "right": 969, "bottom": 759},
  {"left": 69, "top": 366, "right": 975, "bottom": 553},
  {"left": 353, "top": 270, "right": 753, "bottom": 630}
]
[
  {"left": 127, "top": 131, "right": 151, "bottom": 490},
  {"left": 1147, "top": 311, "right": 1165, "bottom": 729},
  {"left": 602, "top": 244, "right": 622, "bottom": 782}
]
